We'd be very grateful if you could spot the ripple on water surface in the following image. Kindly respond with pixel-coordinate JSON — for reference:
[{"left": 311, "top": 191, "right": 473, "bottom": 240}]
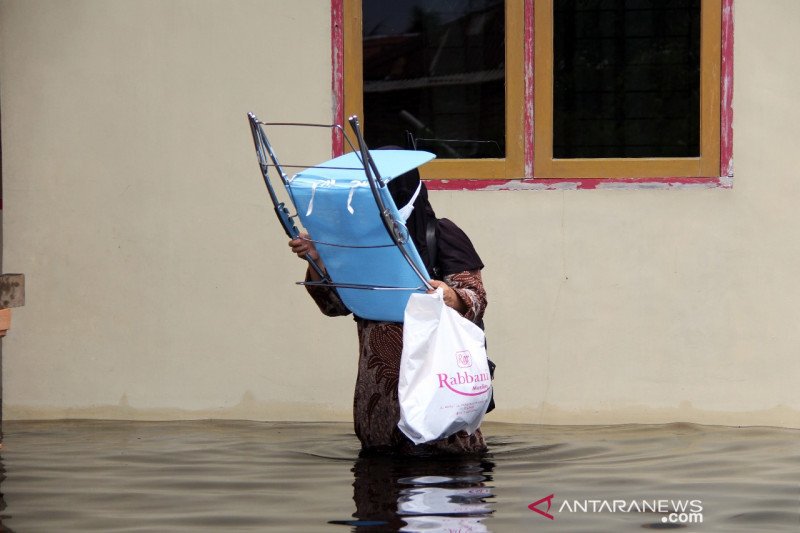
[{"left": 0, "top": 420, "right": 798, "bottom": 532}]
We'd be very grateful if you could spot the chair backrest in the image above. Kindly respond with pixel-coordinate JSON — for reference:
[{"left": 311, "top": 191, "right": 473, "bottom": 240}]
[{"left": 291, "top": 150, "right": 435, "bottom": 322}]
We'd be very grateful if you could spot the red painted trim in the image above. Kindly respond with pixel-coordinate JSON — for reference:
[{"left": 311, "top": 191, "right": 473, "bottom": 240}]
[
  {"left": 426, "top": 176, "right": 730, "bottom": 192},
  {"left": 720, "top": 0, "right": 735, "bottom": 179},
  {"left": 524, "top": 0, "right": 535, "bottom": 179},
  {"left": 331, "top": 0, "right": 345, "bottom": 157}
]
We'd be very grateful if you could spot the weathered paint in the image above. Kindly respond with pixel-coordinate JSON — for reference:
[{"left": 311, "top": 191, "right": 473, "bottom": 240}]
[
  {"left": 331, "top": 0, "right": 344, "bottom": 157},
  {"left": 524, "top": 0, "right": 535, "bottom": 179},
  {"left": 427, "top": 176, "right": 732, "bottom": 192},
  {"left": 330, "top": 0, "right": 734, "bottom": 191},
  {"left": 721, "top": 0, "right": 735, "bottom": 178}
]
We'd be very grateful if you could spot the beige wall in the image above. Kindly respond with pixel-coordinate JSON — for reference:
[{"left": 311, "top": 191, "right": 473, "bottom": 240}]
[{"left": 2, "top": 0, "right": 799, "bottom": 428}]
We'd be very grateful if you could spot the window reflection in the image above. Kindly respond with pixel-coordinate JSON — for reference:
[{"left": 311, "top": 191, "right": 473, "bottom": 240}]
[{"left": 362, "top": 0, "right": 506, "bottom": 159}]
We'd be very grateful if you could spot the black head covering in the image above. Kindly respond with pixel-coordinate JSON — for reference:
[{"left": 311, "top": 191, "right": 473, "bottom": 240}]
[{"left": 387, "top": 166, "right": 483, "bottom": 278}]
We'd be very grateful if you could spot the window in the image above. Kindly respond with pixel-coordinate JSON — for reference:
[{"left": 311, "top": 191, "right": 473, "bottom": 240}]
[
  {"left": 343, "top": 0, "right": 525, "bottom": 179},
  {"left": 340, "top": 0, "right": 726, "bottom": 181},
  {"left": 535, "top": 0, "right": 721, "bottom": 178}
]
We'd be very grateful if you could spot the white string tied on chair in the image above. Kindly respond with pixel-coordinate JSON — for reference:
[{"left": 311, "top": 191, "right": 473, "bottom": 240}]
[
  {"left": 306, "top": 179, "right": 336, "bottom": 216},
  {"left": 346, "top": 180, "right": 370, "bottom": 215}
]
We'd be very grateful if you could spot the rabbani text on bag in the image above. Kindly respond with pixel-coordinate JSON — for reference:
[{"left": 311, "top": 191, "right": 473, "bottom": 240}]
[{"left": 398, "top": 288, "right": 492, "bottom": 444}]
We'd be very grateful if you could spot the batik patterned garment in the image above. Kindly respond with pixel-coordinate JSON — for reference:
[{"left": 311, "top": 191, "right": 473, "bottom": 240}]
[{"left": 306, "top": 269, "right": 488, "bottom": 455}]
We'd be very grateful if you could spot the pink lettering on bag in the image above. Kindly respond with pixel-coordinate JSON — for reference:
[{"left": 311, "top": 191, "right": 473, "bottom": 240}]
[{"left": 436, "top": 372, "right": 491, "bottom": 397}]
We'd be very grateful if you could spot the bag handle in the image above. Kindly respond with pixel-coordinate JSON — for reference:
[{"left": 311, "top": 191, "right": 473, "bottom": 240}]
[{"left": 426, "top": 219, "right": 441, "bottom": 280}]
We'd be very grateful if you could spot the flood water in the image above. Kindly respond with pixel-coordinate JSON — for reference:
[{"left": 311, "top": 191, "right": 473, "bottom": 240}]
[{"left": 0, "top": 420, "right": 797, "bottom": 532}]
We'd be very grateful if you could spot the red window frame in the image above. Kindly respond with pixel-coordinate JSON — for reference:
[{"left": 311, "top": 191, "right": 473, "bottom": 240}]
[{"left": 331, "top": 0, "right": 734, "bottom": 191}]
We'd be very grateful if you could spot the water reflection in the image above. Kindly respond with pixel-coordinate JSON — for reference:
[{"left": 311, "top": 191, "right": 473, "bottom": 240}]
[
  {"left": 335, "top": 453, "right": 495, "bottom": 531},
  {"left": 0, "top": 454, "right": 12, "bottom": 533},
  {"left": 1, "top": 422, "right": 798, "bottom": 531}
]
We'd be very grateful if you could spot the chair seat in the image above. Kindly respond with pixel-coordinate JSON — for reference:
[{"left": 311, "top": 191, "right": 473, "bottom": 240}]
[{"left": 291, "top": 150, "right": 435, "bottom": 322}]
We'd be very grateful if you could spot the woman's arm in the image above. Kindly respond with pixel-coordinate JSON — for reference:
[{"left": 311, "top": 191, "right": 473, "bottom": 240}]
[
  {"left": 428, "top": 270, "right": 487, "bottom": 323},
  {"left": 289, "top": 233, "right": 351, "bottom": 317}
]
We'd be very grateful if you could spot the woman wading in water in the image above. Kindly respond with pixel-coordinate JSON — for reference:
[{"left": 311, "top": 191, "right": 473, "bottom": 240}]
[{"left": 289, "top": 168, "right": 488, "bottom": 455}]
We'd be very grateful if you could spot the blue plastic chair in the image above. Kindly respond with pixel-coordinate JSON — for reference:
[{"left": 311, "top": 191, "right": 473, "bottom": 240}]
[{"left": 248, "top": 114, "right": 436, "bottom": 322}]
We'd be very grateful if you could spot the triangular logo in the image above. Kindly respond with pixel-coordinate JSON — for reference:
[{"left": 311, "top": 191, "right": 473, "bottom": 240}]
[{"left": 528, "top": 494, "right": 555, "bottom": 520}]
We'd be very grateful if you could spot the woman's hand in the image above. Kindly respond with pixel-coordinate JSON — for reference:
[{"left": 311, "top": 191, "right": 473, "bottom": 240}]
[
  {"left": 288, "top": 232, "right": 319, "bottom": 261},
  {"left": 288, "top": 232, "right": 326, "bottom": 281},
  {"left": 428, "top": 280, "right": 467, "bottom": 313}
]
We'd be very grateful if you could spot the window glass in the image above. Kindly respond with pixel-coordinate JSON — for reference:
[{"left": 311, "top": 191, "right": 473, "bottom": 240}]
[
  {"left": 362, "top": 0, "right": 505, "bottom": 159},
  {"left": 553, "top": 0, "right": 701, "bottom": 159}
]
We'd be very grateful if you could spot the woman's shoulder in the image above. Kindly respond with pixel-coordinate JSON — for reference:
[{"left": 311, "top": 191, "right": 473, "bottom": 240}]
[
  {"left": 437, "top": 218, "right": 476, "bottom": 245},
  {"left": 437, "top": 217, "right": 466, "bottom": 234},
  {"left": 435, "top": 218, "right": 484, "bottom": 272}
]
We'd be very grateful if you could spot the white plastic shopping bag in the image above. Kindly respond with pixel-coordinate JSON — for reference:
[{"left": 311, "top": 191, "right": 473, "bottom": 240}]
[{"left": 398, "top": 288, "right": 492, "bottom": 444}]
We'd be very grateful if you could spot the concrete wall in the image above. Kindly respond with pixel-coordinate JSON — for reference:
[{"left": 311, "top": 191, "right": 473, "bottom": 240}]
[{"left": 2, "top": 0, "right": 798, "bottom": 428}]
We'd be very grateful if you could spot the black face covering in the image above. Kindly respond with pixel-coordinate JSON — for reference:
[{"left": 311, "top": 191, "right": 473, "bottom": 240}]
[{"left": 387, "top": 167, "right": 483, "bottom": 278}]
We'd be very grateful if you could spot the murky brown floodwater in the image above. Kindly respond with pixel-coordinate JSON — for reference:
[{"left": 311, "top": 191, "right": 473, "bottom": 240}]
[{"left": 0, "top": 420, "right": 797, "bottom": 532}]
